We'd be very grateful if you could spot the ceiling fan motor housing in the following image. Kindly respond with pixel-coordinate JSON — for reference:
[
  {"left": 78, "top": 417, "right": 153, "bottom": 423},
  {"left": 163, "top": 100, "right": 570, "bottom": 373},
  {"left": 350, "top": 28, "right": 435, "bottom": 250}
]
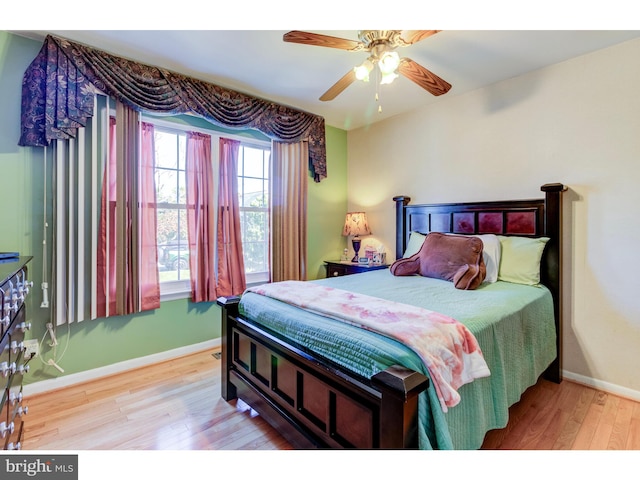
[{"left": 357, "top": 30, "right": 407, "bottom": 49}]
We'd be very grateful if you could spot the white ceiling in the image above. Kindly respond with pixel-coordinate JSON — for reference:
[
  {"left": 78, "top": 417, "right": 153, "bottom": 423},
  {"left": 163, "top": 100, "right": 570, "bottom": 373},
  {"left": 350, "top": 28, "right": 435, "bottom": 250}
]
[{"left": 12, "top": 30, "right": 640, "bottom": 130}]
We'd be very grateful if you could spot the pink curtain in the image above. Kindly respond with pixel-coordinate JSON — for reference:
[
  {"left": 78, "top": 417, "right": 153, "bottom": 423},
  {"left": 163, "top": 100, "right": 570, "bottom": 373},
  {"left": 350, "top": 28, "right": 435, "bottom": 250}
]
[
  {"left": 138, "top": 122, "right": 161, "bottom": 310},
  {"left": 96, "top": 117, "right": 118, "bottom": 317},
  {"left": 185, "top": 132, "right": 218, "bottom": 302},
  {"left": 97, "top": 102, "right": 160, "bottom": 317},
  {"left": 217, "top": 138, "right": 246, "bottom": 297}
]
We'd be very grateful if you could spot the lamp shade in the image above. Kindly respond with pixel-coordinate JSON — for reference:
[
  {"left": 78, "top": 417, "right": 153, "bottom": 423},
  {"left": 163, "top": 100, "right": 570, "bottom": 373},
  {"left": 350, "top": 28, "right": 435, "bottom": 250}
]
[{"left": 342, "top": 212, "right": 371, "bottom": 237}]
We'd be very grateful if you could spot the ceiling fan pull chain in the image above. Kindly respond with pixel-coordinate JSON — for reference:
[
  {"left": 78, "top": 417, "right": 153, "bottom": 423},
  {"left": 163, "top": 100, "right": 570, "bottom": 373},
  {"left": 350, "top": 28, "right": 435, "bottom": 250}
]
[{"left": 376, "top": 69, "right": 382, "bottom": 113}]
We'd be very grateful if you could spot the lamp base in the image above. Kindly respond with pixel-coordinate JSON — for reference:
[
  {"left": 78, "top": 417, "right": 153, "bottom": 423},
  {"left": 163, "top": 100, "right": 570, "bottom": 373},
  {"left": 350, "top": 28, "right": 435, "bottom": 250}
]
[{"left": 351, "top": 237, "right": 361, "bottom": 263}]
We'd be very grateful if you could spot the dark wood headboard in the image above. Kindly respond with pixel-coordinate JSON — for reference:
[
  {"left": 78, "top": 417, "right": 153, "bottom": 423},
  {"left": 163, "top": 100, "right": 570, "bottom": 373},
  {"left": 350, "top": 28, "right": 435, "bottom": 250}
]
[{"left": 393, "top": 183, "right": 566, "bottom": 382}]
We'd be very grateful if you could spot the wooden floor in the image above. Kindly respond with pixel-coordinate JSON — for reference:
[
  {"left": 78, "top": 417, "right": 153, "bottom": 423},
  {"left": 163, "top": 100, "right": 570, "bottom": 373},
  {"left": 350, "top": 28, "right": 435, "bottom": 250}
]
[{"left": 22, "top": 348, "right": 640, "bottom": 450}]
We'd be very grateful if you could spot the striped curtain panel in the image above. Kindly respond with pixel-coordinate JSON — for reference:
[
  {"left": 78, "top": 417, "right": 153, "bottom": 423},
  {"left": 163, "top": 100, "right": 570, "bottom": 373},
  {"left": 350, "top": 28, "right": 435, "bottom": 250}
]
[
  {"left": 270, "top": 140, "right": 308, "bottom": 282},
  {"left": 96, "top": 102, "right": 160, "bottom": 317},
  {"left": 50, "top": 95, "right": 109, "bottom": 325},
  {"left": 50, "top": 97, "right": 160, "bottom": 325}
]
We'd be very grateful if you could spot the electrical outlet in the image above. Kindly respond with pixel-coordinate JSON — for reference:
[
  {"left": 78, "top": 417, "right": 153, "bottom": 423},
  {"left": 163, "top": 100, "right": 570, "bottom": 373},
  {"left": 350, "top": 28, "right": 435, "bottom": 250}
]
[{"left": 23, "top": 339, "right": 39, "bottom": 358}]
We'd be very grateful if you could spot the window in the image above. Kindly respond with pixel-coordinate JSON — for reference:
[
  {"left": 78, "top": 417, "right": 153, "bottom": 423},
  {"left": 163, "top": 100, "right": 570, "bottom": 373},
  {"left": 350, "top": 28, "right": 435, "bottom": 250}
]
[
  {"left": 148, "top": 117, "right": 271, "bottom": 298},
  {"left": 238, "top": 144, "right": 271, "bottom": 285},
  {"left": 154, "top": 128, "right": 190, "bottom": 292}
]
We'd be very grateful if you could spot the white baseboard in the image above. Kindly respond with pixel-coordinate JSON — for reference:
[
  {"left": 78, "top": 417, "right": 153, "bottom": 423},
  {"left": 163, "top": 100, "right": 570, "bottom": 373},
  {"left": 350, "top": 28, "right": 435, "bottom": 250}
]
[
  {"left": 563, "top": 369, "right": 640, "bottom": 402},
  {"left": 23, "top": 339, "right": 221, "bottom": 397}
]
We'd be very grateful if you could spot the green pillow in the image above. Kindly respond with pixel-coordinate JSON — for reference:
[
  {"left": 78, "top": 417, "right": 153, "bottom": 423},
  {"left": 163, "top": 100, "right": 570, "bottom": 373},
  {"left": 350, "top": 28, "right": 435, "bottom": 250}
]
[{"left": 497, "top": 236, "right": 550, "bottom": 286}]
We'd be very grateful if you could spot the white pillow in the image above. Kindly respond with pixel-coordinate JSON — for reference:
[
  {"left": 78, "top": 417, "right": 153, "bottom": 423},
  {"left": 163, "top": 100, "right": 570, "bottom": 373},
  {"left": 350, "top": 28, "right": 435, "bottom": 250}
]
[
  {"left": 472, "top": 234, "right": 501, "bottom": 283},
  {"left": 403, "top": 231, "right": 427, "bottom": 258}
]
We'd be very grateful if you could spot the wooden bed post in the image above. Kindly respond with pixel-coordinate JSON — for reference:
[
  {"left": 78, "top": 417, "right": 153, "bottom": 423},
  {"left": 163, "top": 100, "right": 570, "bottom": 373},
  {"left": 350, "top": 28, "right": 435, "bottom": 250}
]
[
  {"left": 393, "top": 196, "right": 411, "bottom": 260},
  {"left": 372, "top": 365, "right": 429, "bottom": 448},
  {"left": 217, "top": 296, "right": 241, "bottom": 401},
  {"left": 541, "top": 183, "right": 566, "bottom": 384}
]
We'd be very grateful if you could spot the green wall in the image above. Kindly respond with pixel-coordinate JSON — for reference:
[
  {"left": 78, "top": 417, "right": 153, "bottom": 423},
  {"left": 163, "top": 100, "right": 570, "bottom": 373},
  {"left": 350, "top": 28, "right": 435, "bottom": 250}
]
[
  {"left": 0, "top": 31, "right": 348, "bottom": 385},
  {"left": 307, "top": 126, "right": 348, "bottom": 279}
]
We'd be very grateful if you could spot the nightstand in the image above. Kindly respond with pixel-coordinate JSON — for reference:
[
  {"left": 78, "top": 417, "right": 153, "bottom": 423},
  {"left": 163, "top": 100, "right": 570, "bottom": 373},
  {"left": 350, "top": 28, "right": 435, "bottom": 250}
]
[{"left": 324, "top": 260, "right": 389, "bottom": 278}]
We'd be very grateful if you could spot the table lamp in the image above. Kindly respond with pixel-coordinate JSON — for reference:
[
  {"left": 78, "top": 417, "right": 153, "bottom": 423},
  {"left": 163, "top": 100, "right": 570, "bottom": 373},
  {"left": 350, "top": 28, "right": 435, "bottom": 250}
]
[{"left": 342, "top": 212, "right": 371, "bottom": 262}]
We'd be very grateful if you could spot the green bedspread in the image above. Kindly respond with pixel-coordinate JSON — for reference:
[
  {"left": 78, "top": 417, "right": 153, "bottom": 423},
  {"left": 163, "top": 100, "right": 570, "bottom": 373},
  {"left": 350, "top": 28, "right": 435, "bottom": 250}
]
[{"left": 238, "top": 269, "right": 556, "bottom": 449}]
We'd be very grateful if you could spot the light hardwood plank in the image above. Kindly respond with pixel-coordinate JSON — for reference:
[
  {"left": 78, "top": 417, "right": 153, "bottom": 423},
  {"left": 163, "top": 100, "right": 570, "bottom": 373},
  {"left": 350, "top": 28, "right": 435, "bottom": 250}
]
[
  {"left": 589, "top": 393, "right": 620, "bottom": 449},
  {"left": 608, "top": 397, "right": 634, "bottom": 450},
  {"left": 533, "top": 380, "right": 583, "bottom": 449},
  {"left": 572, "top": 394, "right": 605, "bottom": 449}
]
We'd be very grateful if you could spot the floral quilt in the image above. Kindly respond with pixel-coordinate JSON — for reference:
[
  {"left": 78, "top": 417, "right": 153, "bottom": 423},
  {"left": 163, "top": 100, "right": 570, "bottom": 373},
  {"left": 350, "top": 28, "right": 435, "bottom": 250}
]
[{"left": 246, "top": 281, "right": 490, "bottom": 412}]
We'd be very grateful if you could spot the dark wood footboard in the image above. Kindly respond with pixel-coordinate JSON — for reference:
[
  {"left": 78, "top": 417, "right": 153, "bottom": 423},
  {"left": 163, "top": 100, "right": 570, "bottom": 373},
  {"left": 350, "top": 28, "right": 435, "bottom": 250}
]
[{"left": 217, "top": 296, "right": 429, "bottom": 449}]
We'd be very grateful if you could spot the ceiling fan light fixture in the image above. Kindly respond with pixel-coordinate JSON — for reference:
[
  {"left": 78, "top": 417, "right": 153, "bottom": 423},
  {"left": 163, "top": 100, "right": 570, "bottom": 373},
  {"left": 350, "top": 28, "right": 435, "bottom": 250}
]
[
  {"left": 378, "top": 51, "right": 400, "bottom": 75},
  {"left": 380, "top": 71, "right": 399, "bottom": 85},
  {"left": 354, "top": 59, "right": 374, "bottom": 81}
]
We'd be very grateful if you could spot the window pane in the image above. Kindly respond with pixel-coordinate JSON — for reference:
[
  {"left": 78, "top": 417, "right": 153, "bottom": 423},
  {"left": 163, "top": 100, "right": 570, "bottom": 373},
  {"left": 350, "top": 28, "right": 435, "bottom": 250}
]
[
  {"left": 241, "top": 210, "right": 267, "bottom": 242},
  {"left": 178, "top": 133, "right": 186, "bottom": 170},
  {"left": 243, "top": 240, "right": 267, "bottom": 274},
  {"left": 243, "top": 148, "right": 265, "bottom": 178},
  {"left": 242, "top": 178, "right": 266, "bottom": 207},
  {"left": 157, "top": 208, "right": 189, "bottom": 277},
  {"left": 237, "top": 152, "right": 244, "bottom": 178},
  {"left": 157, "top": 208, "right": 185, "bottom": 250},
  {"left": 241, "top": 210, "right": 268, "bottom": 274},
  {"left": 263, "top": 152, "right": 270, "bottom": 179},
  {"left": 237, "top": 177, "right": 244, "bottom": 207},
  {"left": 155, "top": 169, "right": 178, "bottom": 204},
  {"left": 154, "top": 131, "right": 178, "bottom": 169},
  {"left": 177, "top": 171, "right": 187, "bottom": 204}
]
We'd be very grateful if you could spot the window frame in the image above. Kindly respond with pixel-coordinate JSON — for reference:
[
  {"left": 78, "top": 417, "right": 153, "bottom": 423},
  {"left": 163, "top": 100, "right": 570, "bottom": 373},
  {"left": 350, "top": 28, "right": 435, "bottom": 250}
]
[
  {"left": 237, "top": 143, "right": 271, "bottom": 286},
  {"left": 153, "top": 126, "right": 190, "bottom": 300},
  {"left": 144, "top": 116, "right": 271, "bottom": 301}
]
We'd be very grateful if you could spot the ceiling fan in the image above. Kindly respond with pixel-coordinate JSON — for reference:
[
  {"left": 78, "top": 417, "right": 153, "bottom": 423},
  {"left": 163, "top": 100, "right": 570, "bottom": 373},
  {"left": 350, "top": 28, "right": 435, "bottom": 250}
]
[{"left": 283, "top": 30, "right": 452, "bottom": 102}]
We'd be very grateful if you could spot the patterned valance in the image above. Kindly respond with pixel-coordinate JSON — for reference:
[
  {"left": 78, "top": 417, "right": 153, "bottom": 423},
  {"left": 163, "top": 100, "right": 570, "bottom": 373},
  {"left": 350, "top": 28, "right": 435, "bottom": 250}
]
[{"left": 19, "top": 34, "right": 327, "bottom": 181}]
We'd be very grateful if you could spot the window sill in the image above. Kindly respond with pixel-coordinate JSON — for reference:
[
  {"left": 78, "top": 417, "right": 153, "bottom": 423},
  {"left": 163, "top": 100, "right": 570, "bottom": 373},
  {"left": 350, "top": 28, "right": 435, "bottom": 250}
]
[
  {"left": 160, "top": 280, "right": 191, "bottom": 302},
  {"left": 159, "top": 278, "right": 269, "bottom": 303}
]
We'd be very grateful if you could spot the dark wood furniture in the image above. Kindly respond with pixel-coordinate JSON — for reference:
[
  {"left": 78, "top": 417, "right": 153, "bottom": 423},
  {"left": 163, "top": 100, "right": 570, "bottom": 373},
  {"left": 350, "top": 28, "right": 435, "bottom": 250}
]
[
  {"left": 324, "top": 260, "right": 389, "bottom": 278},
  {"left": 0, "top": 256, "right": 33, "bottom": 450},
  {"left": 217, "top": 183, "right": 565, "bottom": 449}
]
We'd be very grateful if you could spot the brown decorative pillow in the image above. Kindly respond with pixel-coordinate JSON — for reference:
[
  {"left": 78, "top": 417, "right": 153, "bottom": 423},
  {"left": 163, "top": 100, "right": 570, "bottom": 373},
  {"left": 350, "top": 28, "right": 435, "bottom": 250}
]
[{"left": 390, "top": 232, "right": 486, "bottom": 290}]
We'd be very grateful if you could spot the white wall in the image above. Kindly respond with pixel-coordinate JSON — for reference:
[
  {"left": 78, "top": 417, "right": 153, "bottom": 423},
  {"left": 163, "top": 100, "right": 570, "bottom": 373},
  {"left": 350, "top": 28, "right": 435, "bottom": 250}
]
[{"left": 347, "top": 37, "right": 640, "bottom": 398}]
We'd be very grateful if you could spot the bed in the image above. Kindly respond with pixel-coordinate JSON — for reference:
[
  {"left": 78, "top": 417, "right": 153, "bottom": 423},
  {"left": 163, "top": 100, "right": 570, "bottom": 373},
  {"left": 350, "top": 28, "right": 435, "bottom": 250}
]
[{"left": 217, "top": 182, "right": 565, "bottom": 449}]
